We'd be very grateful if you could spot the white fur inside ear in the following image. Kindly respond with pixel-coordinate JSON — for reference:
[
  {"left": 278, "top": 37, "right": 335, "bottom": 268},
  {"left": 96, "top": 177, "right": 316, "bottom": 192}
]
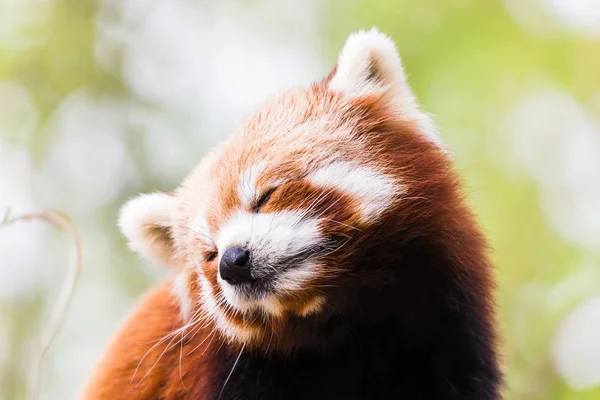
[
  {"left": 330, "top": 27, "right": 408, "bottom": 99},
  {"left": 118, "top": 192, "right": 178, "bottom": 267}
]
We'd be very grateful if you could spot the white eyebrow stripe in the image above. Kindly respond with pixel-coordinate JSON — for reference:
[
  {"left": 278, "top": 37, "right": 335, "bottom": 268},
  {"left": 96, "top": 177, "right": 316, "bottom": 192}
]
[
  {"left": 309, "top": 161, "right": 399, "bottom": 223},
  {"left": 238, "top": 162, "right": 266, "bottom": 206}
]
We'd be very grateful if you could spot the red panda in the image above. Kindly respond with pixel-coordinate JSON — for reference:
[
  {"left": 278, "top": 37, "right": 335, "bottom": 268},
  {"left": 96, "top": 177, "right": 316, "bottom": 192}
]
[{"left": 82, "top": 28, "right": 502, "bottom": 399}]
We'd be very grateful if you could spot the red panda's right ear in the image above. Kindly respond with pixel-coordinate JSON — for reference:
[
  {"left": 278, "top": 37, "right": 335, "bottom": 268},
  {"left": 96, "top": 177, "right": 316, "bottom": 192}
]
[
  {"left": 118, "top": 192, "right": 179, "bottom": 268},
  {"left": 328, "top": 27, "right": 410, "bottom": 103},
  {"left": 328, "top": 27, "right": 444, "bottom": 147}
]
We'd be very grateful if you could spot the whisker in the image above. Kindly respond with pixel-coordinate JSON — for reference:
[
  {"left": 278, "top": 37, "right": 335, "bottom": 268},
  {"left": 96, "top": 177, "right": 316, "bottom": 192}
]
[
  {"left": 179, "top": 329, "right": 187, "bottom": 389},
  {"left": 218, "top": 342, "right": 246, "bottom": 400},
  {"left": 294, "top": 188, "right": 335, "bottom": 223},
  {"left": 200, "top": 328, "right": 219, "bottom": 357},
  {"left": 312, "top": 195, "right": 345, "bottom": 220},
  {"left": 319, "top": 218, "right": 361, "bottom": 231},
  {"left": 134, "top": 330, "right": 181, "bottom": 388},
  {"left": 132, "top": 303, "right": 209, "bottom": 383},
  {"left": 185, "top": 225, "right": 212, "bottom": 241},
  {"left": 186, "top": 323, "right": 219, "bottom": 356}
]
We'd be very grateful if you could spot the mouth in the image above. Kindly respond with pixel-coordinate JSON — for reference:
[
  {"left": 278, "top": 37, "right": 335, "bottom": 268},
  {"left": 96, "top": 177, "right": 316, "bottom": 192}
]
[
  {"left": 199, "top": 264, "right": 328, "bottom": 346},
  {"left": 217, "top": 256, "right": 322, "bottom": 317},
  {"left": 224, "top": 276, "right": 276, "bottom": 298},
  {"left": 225, "top": 244, "right": 328, "bottom": 290}
]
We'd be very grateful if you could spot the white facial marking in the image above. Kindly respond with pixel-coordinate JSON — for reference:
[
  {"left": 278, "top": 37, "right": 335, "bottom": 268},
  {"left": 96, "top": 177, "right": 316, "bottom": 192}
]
[
  {"left": 309, "top": 161, "right": 398, "bottom": 223},
  {"left": 172, "top": 272, "right": 193, "bottom": 322},
  {"left": 198, "top": 274, "right": 257, "bottom": 342},
  {"left": 273, "top": 261, "right": 317, "bottom": 293},
  {"left": 216, "top": 211, "right": 321, "bottom": 261},
  {"left": 218, "top": 278, "right": 284, "bottom": 317},
  {"left": 216, "top": 211, "right": 323, "bottom": 314},
  {"left": 218, "top": 263, "right": 321, "bottom": 318},
  {"left": 238, "top": 163, "right": 266, "bottom": 206},
  {"left": 218, "top": 279, "right": 249, "bottom": 310},
  {"left": 198, "top": 274, "right": 219, "bottom": 321}
]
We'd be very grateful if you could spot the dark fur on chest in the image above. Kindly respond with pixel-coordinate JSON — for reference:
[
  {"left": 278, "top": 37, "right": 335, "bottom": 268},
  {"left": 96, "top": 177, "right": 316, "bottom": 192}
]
[
  {"left": 196, "top": 320, "right": 499, "bottom": 400},
  {"left": 190, "top": 243, "right": 502, "bottom": 400}
]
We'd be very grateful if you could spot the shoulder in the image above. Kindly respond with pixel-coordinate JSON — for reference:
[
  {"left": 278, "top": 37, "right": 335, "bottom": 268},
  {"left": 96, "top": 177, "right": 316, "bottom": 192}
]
[{"left": 80, "top": 280, "right": 182, "bottom": 399}]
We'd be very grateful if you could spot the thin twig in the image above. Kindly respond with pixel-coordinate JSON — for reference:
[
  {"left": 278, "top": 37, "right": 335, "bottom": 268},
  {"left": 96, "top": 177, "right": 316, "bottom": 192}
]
[{"left": 1, "top": 209, "right": 82, "bottom": 399}]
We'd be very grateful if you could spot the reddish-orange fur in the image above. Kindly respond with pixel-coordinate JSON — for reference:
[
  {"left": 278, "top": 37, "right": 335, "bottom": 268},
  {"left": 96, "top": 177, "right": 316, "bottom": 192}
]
[
  {"left": 83, "top": 30, "right": 502, "bottom": 399},
  {"left": 82, "top": 91, "right": 499, "bottom": 398},
  {"left": 81, "top": 281, "right": 222, "bottom": 399}
]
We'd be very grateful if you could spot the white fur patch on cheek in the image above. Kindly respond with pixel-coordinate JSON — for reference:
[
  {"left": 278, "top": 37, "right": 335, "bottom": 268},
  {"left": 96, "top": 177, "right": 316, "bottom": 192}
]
[
  {"left": 309, "top": 161, "right": 399, "bottom": 223},
  {"left": 198, "top": 274, "right": 219, "bottom": 322},
  {"left": 215, "top": 212, "right": 322, "bottom": 315},
  {"left": 172, "top": 271, "right": 193, "bottom": 322},
  {"left": 237, "top": 163, "right": 266, "bottom": 206},
  {"left": 273, "top": 262, "right": 317, "bottom": 293},
  {"left": 198, "top": 275, "right": 258, "bottom": 342},
  {"left": 219, "top": 279, "right": 284, "bottom": 317}
]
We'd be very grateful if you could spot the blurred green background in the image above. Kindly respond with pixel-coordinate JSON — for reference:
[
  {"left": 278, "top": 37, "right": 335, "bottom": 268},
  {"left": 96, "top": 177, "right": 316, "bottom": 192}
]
[{"left": 1, "top": 0, "right": 599, "bottom": 399}]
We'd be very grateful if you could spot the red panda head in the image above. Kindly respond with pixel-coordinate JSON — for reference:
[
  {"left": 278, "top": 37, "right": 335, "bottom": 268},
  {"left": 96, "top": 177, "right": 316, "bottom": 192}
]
[{"left": 118, "top": 29, "right": 482, "bottom": 352}]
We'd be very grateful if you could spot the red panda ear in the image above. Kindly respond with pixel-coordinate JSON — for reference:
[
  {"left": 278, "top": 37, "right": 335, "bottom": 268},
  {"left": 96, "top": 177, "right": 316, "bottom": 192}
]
[
  {"left": 329, "top": 28, "right": 410, "bottom": 101},
  {"left": 328, "top": 28, "right": 443, "bottom": 147},
  {"left": 118, "top": 192, "right": 179, "bottom": 268}
]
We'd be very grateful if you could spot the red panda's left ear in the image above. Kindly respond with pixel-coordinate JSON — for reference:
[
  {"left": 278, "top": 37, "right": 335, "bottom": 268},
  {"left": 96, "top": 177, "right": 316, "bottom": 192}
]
[
  {"left": 118, "top": 192, "right": 180, "bottom": 268},
  {"left": 328, "top": 27, "right": 443, "bottom": 146}
]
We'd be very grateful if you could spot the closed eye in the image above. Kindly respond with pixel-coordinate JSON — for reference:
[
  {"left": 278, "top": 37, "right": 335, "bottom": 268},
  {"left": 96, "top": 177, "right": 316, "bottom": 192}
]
[
  {"left": 204, "top": 250, "right": 218, "bottom": 262},
  {"left": 252, "top": 187, "right": 277, "bottom": 213}
]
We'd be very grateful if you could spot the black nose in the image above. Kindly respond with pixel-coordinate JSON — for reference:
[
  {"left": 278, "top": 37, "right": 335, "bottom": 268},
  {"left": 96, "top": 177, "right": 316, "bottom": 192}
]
[{"left": 219, "top": 247, "right": 252, "bottom": 285}]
